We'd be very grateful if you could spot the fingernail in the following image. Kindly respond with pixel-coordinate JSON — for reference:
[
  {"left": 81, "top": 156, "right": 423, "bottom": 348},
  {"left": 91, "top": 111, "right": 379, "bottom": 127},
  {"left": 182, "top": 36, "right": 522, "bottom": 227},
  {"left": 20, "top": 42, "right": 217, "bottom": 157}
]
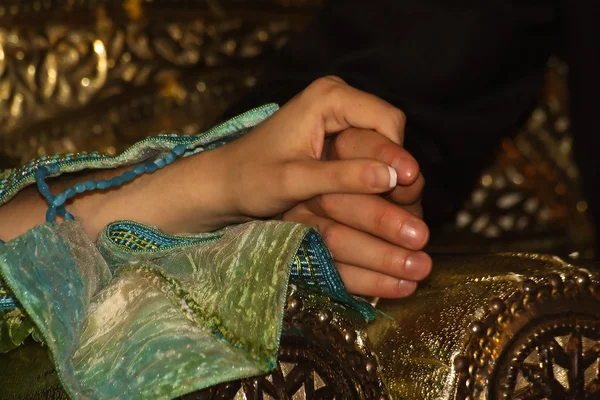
[
  {"left": 404, "top": 252, "right": 432, "bottom": 280},
  {"left": 391, "top": 157, "right": 418, "bottom": 184},
  {"left": 388, "top": 166, "right": 397, "bottom": 188},
  {"left": 368, "top": 165, "right": 396, "bottom": 189},
  {"left": 397, "top": 280, "right": 417, "bottom": 297},
  {"left": 400, "top": 219, "right": 428, "bottom": 249}
]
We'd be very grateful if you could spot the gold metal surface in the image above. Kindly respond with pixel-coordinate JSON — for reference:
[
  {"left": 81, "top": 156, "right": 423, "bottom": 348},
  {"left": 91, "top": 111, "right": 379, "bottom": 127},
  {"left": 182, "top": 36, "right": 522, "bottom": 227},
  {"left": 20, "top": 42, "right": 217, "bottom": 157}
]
[
  {"left": 0, "top": 0, "right": 319, "bottom": 163},
  {"left": 2, "top": 3, "right": 600, "bottom": 399},
  {"left": 368, "top": 253, "right": 600, "bottom": 399}
]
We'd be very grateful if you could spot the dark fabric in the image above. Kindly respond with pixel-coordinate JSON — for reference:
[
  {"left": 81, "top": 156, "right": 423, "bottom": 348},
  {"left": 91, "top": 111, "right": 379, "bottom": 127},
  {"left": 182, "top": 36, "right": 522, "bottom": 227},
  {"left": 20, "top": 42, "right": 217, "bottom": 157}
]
[{"left": 224, "top": 0, "right": 599, "bottom": 236}]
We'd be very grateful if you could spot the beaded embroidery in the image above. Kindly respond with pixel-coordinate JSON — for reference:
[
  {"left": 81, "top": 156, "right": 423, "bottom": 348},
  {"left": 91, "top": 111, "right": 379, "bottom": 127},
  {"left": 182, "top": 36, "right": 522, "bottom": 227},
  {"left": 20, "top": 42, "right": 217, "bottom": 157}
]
[
  {"left": 106, "top": 221, "right": 221, "bottom": 252},
  {"left": 0, "top": 104, "right": 279, "bottom": 313},
  {"left": 0, "top": 104, "right": 279, "bottom": 207},
  {"left": 103, "top": 220, "right": 375, "bottom": 319}
]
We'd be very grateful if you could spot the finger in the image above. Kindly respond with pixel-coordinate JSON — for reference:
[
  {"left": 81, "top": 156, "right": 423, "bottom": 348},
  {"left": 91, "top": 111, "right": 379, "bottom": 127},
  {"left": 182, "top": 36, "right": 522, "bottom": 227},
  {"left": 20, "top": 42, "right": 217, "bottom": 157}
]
[
  {"left": 336, "top": 263, "right": 418, "bottom": 298},
  {"left": 300, "top": 77, "right": 406, "bottom": 145},
  {"left": 398, "top": 201, "right": 423, "bottom": 218},
  {"left": 310, "top": 214, "right": 431, "bottom": 281},
  {"left": 387, "top": 173, "right": 425, "bottom": 205},
  {"left": 331, "top": 128, "right": 419, "bottom": 185},
  {"left": 285, "top": 158, "right": 397, "bottom": 199},
  {"left": 308, "top": 193, "right": 429, "bottom": 250}
]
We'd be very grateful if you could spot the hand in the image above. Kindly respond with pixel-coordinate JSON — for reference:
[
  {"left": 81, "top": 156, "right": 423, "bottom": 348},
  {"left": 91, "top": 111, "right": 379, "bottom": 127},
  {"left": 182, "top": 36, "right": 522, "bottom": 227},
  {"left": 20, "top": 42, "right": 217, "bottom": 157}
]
[
  {"left": 282, "top": 127, "right": 430, "bottom": 299},
  {"left": 216, "top": 76, "right": 430, "bottom": 299},
  {"left": 214, "top": 76, "right": 410, "bottom": 221}
]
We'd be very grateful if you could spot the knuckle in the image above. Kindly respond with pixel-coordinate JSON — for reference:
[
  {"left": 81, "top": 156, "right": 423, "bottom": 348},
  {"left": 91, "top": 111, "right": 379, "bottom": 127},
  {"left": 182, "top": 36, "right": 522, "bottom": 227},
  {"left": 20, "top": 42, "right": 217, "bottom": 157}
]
[
  {"left": 278, "top": 161, "right": 300, "bottom": 195},
  {"left": 372, "top": 207, "right": 393, "bottom": 232},
  {"left": 374, "top": 274, "right": 393, "bottom": 292},
  {"left": 324, "top": 75, "right": 346, "bottom": 84},
  {"left": 308, "top": 76, "right": 343, "bottom": 94},
  {"left": 374, "top": 142, "right": 395, "bottom": 161},
  {"left": 391, "top": 108, "right": 407, "bottom": 128},
  {"left": 381, "top": 249, "right": 404, "bottom": 275},
  {"left": 388, "top": 108, "right": 407, "bottom": 142},
  {"left": 332, "top": 129, "right": 354, "bottom": 156},
  {"left": 315, "top": 193, "right": 338, "bottom": 214},
  {"left": 318, "top": 223, "right": 339, "bottom": 247}
]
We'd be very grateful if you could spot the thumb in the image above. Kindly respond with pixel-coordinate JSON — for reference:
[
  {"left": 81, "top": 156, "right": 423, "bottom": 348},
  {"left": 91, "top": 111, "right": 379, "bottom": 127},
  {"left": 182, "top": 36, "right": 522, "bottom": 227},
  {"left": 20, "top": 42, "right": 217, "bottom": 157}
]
[{"left": 286, "top": 159, "right": 397, "bottom": 200}]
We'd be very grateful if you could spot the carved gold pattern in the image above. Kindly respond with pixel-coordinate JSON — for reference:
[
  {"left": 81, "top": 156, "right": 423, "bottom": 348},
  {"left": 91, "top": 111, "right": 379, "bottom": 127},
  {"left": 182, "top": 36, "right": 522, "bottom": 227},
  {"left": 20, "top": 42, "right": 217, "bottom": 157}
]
[{"left": 0, "top": 0, "right": 319, "bottom": 163}]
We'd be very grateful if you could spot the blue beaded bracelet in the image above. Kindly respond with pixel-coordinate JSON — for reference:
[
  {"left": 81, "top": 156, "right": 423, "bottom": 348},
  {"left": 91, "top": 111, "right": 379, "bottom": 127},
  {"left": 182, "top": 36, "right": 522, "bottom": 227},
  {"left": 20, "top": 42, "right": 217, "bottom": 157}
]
[{"left": 34, "top": 145, "right": 188, "bottom": 223}]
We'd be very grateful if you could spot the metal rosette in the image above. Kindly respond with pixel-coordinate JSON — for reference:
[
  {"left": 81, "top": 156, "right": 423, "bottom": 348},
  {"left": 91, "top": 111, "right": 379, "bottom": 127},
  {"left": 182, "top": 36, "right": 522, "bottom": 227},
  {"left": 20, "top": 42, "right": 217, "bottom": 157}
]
[
  {"left": 367, "top": 253, "right": 600, "bottom": 400},
  {"left": 455, "top": 269, "right": 600, "bottom": 399}
]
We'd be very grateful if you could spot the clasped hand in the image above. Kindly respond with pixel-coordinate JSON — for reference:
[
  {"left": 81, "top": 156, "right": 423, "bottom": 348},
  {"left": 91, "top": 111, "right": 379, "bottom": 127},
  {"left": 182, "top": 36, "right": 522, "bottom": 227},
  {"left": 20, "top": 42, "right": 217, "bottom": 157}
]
[
  {"left": 214, "top": 76, "right": 431, "bottom": 298},
  {"left": 0, "top": 77, "right": 431, "bottom": 299}
]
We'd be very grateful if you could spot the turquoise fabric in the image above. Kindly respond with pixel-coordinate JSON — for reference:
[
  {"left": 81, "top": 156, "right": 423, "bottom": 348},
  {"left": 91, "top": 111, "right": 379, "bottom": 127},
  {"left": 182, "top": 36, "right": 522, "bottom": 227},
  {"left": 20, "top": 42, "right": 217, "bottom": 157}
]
[{"left": 0, "top": 105, "right": 376, "bottom": 399}]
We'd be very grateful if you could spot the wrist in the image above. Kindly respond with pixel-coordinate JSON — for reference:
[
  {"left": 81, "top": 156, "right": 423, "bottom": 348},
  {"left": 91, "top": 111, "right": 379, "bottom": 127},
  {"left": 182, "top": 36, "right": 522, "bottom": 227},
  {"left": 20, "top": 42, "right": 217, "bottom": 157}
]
[{"left": 63, "top": 143, "right": 248, "bottom": 238}]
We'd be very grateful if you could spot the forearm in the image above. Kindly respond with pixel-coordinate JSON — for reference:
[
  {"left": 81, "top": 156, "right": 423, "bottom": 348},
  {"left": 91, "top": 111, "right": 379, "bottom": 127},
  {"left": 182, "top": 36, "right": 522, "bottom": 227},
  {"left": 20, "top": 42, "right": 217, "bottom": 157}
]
[{"left": 0, "top": 146, "right": 240, "bottom": 243}]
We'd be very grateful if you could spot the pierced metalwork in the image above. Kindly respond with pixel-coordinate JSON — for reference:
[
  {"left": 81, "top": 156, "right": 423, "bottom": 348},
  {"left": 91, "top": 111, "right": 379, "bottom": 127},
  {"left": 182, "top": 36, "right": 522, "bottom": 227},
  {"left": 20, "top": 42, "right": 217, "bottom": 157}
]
[
  {"left": 494, "top": 318, "right": 600, "bottom": 399},
  {"left": 454, "top": 265, "right": 600, "bottom": 399},
  {"left": 182, "top": 287, "right": 387, "bottom": 400}
]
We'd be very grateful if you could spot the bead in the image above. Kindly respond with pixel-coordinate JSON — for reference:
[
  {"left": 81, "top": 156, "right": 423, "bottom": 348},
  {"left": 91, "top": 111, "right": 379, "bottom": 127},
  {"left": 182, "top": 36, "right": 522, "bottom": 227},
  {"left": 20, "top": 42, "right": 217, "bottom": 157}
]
[
  {"left": 489, "top": 298, "right": 506, "bottom": 314},
  {"left": 64, "top": 211, "right": 75, "bottom": 221},
  {"left": 65, "top": 188, "right": 76, "bottom": 199},
  {"left": 34, "top": 167, "right": 47, "bottom": 180},
  {"left": 318, "top": 311, "right": 332, "bottom": 323},
  {"left": 154, "top": 158, "right": 167, "bottom": 168},
  {"left": 575, "top": 271, "right": 590, "bottom": 288},
  {"left": 522, "top": 279, "right": 537, "bottom": 293},
  {"left": 144, "top": 163, "right": 158, "bottom": 173},
  {"left": 36, "top": 180, "right": 52, "bottom": 198},
  {"left": 46, "top": 206, "right": 57, "bottom": 222},
  {"left": 164, "top": 153, "right": 176, "bottom": 164},
  {"left": 470, "top": 321, "right": 485, "bottom": 337},
  {"left": 74, "top": 183, "right": 86, "bottom": 193},
  {"left": 454, "top": 356, "right": 470, "bottom": 372},
  {"left": 548, "top": 273, "right": 563, "bottom": 289},
  {"left": 97, "top": 180, "right": 111, "bottom": 190},
  {"left": 53, "top": 193, "right": 67, "bottom": 207},
  {"left": 344, "top": 330, "right": 357, "bottom": 343},
  {"left": 122, "top": 171, "right": 137, "bottom": 182},
  {"left": 173, "top": 145, "right": 186, "bottom": 156},
  {"left": 84, "top": 180, "right": 97, "bottom": 190},
  {"left": 110, "top": 176, "right": 125, "bottom": 187},
  {"left": 133, "top": 164, "right": 146, "bottom": 175}
]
